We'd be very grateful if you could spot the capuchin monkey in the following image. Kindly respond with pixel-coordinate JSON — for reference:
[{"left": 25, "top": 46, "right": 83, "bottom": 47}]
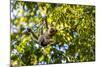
[{"left": 25, "top": 27, "right": 57, "bottom": 46}]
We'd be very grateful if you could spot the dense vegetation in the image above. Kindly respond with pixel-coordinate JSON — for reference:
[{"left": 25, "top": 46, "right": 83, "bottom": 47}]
[{"left": 10, "top": 1, "right": 95, "bottom": 66}]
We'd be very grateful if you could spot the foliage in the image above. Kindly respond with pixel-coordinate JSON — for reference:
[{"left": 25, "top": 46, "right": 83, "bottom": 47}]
[{"left": 10, "top": 1, "right": 95, "bottom": 66}]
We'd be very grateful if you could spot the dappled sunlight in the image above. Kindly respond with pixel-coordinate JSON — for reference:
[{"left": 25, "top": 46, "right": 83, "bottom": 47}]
[{"left": 10, "top": 1, "right": 95, "bottom": 66}]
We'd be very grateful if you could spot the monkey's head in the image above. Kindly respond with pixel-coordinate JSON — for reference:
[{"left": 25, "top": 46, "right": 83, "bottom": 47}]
[{"left": 47, "top": 27, "right": 57, "bottom": 36}]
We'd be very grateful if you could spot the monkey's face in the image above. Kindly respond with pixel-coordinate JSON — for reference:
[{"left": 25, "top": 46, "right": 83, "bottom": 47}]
[{"left": 48, "top": 28, "right": 57, "bottom": 36}]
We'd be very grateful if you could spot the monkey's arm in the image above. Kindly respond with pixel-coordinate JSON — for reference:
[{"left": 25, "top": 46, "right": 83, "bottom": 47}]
[
  {"left": 26, "top": 28, "right": 39, "bottom": 43},
  {"left": 30, "top": 31, "right": 38, "bottom": 40}
]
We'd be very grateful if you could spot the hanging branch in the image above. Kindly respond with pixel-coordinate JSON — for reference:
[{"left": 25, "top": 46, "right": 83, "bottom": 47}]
[
  {"left": 40, "top": 16, "right": 48, "bottom": 35},
  {"left": 39, "top": 6, "right": 49, "bottom": 32}
]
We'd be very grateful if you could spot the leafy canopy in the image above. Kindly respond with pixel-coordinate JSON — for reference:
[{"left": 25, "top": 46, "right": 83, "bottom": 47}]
[{"left": 11, "top": 1, "right": 95, "bottom": 66}]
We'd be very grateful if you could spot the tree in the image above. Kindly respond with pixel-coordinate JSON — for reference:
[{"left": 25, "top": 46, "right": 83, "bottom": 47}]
[{"left": 10, "top": 1, "right": 95, "bottom": 66}]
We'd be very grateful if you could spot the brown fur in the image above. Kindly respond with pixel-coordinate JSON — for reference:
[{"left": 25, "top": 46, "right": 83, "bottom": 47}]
[{"left": 38, "top": 27, "right": 57, "bottom": 46}]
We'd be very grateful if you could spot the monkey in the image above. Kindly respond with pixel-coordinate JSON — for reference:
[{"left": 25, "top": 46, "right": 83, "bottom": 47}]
[
  {"left": 38, "top": 27, "right": 57, "bottom": 46},
  {"left": 25, "top": 27, "right": 57, "bottom": 46}
]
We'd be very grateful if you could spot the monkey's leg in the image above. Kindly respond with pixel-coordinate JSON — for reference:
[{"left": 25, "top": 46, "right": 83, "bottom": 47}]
[{"left": 43, "top": 38, "right": 53, "bottom": 45}]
